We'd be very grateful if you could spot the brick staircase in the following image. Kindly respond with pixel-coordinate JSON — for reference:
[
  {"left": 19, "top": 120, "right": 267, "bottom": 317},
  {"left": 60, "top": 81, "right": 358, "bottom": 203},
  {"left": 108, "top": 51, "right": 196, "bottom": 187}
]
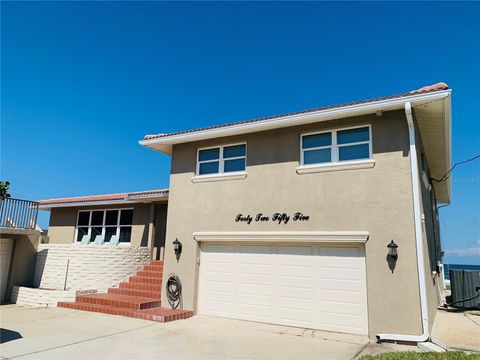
[{"left": 58, "top": 260, "right": 193, "bottom": 322}]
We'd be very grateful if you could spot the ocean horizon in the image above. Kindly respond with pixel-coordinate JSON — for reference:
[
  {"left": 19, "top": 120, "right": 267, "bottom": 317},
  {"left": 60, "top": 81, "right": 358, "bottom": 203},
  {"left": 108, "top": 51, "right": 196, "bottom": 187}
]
[{"left": 443, "top": 263, "right": 480, "bottom": 281}]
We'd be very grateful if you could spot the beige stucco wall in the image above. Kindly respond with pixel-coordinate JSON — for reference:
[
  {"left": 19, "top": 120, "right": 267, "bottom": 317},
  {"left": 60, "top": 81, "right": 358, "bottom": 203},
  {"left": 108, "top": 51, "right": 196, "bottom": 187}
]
[
  {"left": 47, "top": 203, "right": 158, "bottom": 248},
  {"left": 163, "top": 110, "right": 424, "bottom": 339},
  {"left": 1, "top": 232, "right": 40, "bottom": 302}
]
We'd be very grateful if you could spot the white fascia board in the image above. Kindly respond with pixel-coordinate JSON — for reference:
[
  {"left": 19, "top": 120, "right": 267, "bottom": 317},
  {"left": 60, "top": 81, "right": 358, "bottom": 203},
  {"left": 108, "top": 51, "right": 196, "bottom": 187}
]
[
  {"left": 139, "top": 90, "right": 451, "bottom": 155},
  {"left": 193, "top": 231, "right": 369, "bottom": 243},
  {"left": 444, "top": 95, "right": 452, "bottom": 203}
]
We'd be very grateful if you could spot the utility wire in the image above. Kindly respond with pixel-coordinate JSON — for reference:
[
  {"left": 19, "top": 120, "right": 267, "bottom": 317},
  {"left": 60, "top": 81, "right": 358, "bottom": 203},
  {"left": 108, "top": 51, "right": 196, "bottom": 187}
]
[{"left": 431, "top": 154, "right": 480, "bottom": 183}]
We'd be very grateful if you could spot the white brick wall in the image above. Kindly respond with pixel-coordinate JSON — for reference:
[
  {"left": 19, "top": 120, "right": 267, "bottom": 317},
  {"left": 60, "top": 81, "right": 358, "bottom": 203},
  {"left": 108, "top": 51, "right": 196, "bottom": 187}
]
[
  {"left": 11, "top": 286, "right": 78, "bottom": 307},
  {"left": 34, "top": 244, "right": 151, "bottom": 292}
]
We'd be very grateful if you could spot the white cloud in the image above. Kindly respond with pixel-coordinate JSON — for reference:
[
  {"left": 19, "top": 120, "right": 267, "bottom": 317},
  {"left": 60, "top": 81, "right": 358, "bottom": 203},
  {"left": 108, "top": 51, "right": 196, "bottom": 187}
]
[{"left": 445, "top": 247, "right": 480, "bottom": 257}]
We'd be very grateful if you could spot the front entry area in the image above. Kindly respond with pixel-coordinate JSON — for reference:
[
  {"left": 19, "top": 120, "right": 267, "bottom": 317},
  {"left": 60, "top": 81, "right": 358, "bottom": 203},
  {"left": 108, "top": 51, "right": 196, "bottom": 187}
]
[{"left": 198, "top": 243, "right": 369, "bottom": 335}]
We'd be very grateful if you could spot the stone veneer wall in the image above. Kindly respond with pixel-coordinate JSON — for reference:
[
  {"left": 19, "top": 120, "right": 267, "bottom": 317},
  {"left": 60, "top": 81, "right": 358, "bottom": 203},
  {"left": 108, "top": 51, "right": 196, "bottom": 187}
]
[{"left": 33, "top": 244, "right": 152, "bottom": 292}]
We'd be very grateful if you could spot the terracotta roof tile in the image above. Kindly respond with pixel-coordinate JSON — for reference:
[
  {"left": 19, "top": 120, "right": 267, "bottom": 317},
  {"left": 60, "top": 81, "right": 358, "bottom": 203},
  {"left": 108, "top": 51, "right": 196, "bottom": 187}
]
[
  {"left": 38, "top": 189, "right": 169, "bottom": 206},
  {"left": 143, "top": 82, "right": 449, "bottom": 141}
]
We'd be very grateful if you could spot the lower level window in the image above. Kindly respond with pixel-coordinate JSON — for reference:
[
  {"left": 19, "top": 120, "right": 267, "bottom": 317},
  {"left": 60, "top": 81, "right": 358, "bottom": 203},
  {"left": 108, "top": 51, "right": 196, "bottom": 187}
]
[{"left": 76, "top": 209, "right": 133, "bottom": 243}]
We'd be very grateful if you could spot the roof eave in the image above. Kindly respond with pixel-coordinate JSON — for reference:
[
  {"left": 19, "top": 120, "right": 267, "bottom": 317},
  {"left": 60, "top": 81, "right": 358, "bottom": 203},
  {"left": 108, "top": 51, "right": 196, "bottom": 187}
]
[
  {"left": 39, "top": 194, "right": 169, "bottom": 210},
  {"left": 139, "top": 90, "right": 452, "bottom": 155}
]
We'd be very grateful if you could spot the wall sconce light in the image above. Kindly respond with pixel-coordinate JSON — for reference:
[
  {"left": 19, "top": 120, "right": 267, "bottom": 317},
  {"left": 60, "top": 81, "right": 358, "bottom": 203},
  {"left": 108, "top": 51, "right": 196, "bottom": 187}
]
[
  {"left": 387, "top": 240, "right": 398, "bottom": 260},
  {"left": 173, "top": 238, "right": 182, "bottom": 258}
]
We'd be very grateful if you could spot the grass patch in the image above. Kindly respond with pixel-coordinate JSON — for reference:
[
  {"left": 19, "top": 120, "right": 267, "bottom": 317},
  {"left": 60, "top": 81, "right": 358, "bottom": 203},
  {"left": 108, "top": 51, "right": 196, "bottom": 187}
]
[{"left": 359, "top": 352, "right": 480, "bottom": 360}]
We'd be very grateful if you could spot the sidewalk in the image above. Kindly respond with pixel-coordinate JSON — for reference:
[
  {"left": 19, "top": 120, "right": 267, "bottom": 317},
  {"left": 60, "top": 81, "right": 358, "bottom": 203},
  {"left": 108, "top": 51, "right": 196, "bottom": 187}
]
[{"left": 431, "top": 310, "right": 480, "bottom": 352}]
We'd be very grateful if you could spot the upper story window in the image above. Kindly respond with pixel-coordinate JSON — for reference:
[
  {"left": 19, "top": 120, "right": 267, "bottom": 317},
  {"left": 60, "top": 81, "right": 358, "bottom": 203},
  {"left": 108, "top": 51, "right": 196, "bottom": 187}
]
[
  {"left": 197, "top": 143, "right": 246, "bottom": 175},
  {"left": 301, "top": 126, "right": 371, "bottom": 166},
  {"left": 76, "top": 208, "right": 133, "bottom": 244}
]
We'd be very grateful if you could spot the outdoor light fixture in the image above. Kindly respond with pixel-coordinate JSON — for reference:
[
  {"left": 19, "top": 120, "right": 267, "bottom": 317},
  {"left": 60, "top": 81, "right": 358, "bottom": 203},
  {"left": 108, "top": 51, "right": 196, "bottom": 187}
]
[
  {"left": 387, "top": 240, "right": 398, "bottom": 260},
  {"left": 173, "top": 238, "right": 182, "bottom": 257}
]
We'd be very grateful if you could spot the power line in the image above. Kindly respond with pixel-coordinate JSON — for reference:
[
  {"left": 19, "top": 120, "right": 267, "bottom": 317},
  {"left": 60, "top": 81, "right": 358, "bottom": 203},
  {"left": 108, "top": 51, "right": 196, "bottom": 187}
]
[{"left": 431, "top": 154, "right": 480, "bottom": 183}]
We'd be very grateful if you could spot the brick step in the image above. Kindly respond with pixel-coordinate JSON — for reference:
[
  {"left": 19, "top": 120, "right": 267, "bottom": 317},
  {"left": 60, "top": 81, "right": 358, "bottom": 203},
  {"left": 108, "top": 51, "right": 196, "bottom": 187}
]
[
  {"left": 108, "top": 287, "right": 161, "bottom": 299},
  {"left": 58, "top": 302, "right": 193, "bottom": 323},
  {"left": 119, "top": 282, "right": 161, "bottom": 292},
  {"left": 148, "top": 260, "right": 164, "bottom": 266},
  {"left": 76, "top": 293, "right": 161, "bottom": 310},
  {"left": 129, "top": 276, "right": 162, "bottom": 284},
  {"left": 136, "top": 270, "right": 163, "bottom": 278},
  {"left": 141, "top": 265, "right": 164, "bottom": 272}
]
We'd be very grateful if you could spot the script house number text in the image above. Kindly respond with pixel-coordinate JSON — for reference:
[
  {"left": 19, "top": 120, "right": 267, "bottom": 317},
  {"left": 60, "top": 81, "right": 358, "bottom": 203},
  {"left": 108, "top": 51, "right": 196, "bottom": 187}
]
[{"left": 235, "top": 212, "right": 310, "bottom": 225}]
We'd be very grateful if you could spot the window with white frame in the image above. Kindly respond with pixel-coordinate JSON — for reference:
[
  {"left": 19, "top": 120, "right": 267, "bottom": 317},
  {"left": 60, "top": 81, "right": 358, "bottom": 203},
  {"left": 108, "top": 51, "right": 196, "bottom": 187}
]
[
  {"left": 76, "top": 209, "right": 133, "bottom": 243},
  {"left": 197, "top": 143, "right": 246, "bottom": 175},
  {"left": 301, "top": 126, "right": 371, "bottom": 165}
]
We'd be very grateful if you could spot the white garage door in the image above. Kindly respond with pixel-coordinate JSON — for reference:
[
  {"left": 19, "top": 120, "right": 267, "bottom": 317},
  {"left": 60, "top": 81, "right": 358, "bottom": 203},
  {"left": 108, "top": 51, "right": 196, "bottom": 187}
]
[
  {"left": 198, "top": 243, "right": 368, "bottom": 335},
  {"left": 0, "top": 238, "right": 13, "bottom": 303}
]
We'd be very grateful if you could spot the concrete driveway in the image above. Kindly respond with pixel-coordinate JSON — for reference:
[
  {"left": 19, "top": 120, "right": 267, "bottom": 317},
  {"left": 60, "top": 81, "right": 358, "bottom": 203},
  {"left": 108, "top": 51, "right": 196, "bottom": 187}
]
[{"left": 0, "top": 305, "right": 413, "bottom": 359}]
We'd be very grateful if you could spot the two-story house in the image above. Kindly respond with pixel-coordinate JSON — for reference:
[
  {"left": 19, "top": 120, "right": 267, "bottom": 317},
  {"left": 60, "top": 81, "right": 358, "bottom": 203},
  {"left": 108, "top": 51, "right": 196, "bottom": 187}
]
[
  {"left": 29, "top": 82, "right": 451, "bottom": 341},
  {"left": 139, "top": 82, "right": 451, "bottom": 341}
]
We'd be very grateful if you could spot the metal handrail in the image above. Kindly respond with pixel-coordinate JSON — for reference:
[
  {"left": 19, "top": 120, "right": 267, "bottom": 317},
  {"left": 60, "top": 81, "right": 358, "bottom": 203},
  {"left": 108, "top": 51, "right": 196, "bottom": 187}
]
[{"left": 0, "top": 197, "right": 39, "bottom": 230}]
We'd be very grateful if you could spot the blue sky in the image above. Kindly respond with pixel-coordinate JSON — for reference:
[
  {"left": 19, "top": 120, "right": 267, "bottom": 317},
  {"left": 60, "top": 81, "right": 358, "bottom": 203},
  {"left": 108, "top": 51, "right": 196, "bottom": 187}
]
[{"left": 2, "top": 2, "right": 479, "bottom": 264}]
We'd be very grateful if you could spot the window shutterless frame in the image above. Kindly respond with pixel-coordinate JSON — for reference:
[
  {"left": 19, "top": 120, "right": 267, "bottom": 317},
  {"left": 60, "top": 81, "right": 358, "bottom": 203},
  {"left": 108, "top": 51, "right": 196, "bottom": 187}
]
[
  {"left": 196, "top": 142, "right": 247, "bottom": 176},
  {"left": 300, "top": 125, "right": 372, "bottom": 166},
  {"left": 74, "top": 208, "right": 134, "bottom": 245}
]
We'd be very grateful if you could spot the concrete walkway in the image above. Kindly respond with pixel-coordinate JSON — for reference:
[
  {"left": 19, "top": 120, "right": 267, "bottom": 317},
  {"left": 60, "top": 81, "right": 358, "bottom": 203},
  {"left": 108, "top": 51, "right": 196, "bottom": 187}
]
[
  {"left": 432, "top": 310, "right": 480, "bottom": 352},
  {"left": 0, "top": 305, "right": 415, "bottom": 360}
]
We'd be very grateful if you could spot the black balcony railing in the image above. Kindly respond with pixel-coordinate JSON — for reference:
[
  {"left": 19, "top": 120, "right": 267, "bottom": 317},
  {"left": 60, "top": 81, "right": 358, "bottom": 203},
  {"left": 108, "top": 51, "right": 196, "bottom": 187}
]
[{"left": 0, "top": 197, "right": 39, "bottom": 230}]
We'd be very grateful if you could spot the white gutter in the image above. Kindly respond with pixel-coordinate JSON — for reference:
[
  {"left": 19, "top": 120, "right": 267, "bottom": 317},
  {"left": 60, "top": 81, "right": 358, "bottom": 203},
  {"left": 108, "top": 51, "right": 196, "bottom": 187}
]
[
  {"left": 376, "top": 101, "right": 430, "bottom": 343},
  {"left": 139, "top": 90, "right": 451, "bottom": 154}
]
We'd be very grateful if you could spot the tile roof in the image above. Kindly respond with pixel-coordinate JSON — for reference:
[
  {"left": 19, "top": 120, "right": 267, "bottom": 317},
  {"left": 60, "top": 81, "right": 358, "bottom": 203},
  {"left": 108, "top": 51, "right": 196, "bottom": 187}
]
[
  {"left": 143, "top": 82, "right": 449, "bottom": 141},
  {"left": 38, "top": 189, "right": 169, "bottom": 206}
]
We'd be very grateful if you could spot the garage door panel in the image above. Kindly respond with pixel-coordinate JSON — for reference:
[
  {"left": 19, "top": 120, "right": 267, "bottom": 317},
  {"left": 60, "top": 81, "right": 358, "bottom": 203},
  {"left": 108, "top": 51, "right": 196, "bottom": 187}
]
[
  {"left": 319, "top": 301, "right": 365, "bottom": 315},
  {"left": 278, "top": 246, "right": 314, "bottom": 256},
  {"left": 238, "top": 274, "right": 273, "bottom": 285},
  {"left": 276, "top": 275, "right": 314, "bottom": 289},
  {"left": 202, "top": 272, "right": 236, "bottom": 283},
  {"left": 318, "top": 279, "right": 363, "bottom": 292},
  {"left": 277, "top": 286, "right": 314, "bottom": 300},
  {"left": 238, "top": 303, "right": 271, "bottom": 319},
  {"left": 321, "top": 312, "right": 364, "bottom": 329},
  {"left": 318, "top": 289, "right": 363, "bottom": 304},
  {"left": 238, "top": 263, "right": 272, "bottom": 274},
  {"left": 278, "top": 308, "right": 313, "bottom": 324},
  {"left": 317, "top": 267, "right": 362, "bottom": 281},
  {"left": 276, "top": 264, "right": 314, "bottom": 277},
  {"left": 317, "top": 257, "right": 363, "bottom": 269},
  {"left": 238, "top": 293, "right": 272, "bottom": 306},
  {"left": 201, "top": 299, "right": 235, "bottom": 315},
  {"left": 201, "top": 289, "right": 235, "bottom": 302},
  {"left": 277, "top": 297, "right": 313, "bottom": 313},
  {"left": 238, "top": 284, "right": 272, "bottom": 296},
  {"left": 204, "top": 280, "right": 237, "bottom": 295},
  {"left": 239, "top": 245, "right": 272, "bottom": 255},
  {"left": 204, "top": 262, "right": 235, "bottom": 273},
  {"left": 203, "top": 244, "right": 237, "bottom": 255},
  {"left": 199, "top": 243, "right": 368, "bottom": 335}
]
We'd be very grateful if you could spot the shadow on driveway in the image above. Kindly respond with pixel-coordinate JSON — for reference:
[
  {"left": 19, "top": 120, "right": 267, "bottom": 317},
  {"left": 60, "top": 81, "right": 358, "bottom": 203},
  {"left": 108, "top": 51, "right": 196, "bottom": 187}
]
[{"left": 0, "top": 328, "right": 23, "bottom": 344}]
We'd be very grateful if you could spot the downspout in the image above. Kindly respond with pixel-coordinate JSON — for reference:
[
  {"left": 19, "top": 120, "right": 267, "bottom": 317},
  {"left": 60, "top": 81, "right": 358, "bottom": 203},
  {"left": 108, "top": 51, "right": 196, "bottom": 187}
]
[{"left": 376, "top": 101, "right": 430, "bottom": 343}]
